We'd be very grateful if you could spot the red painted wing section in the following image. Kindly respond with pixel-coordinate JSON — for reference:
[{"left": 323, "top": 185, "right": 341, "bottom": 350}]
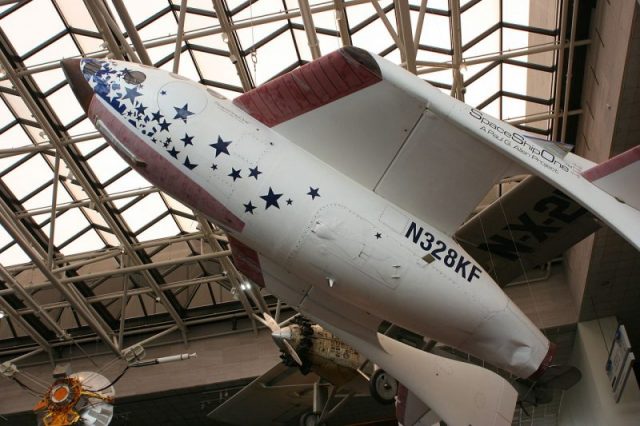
[{"left": 233, "top": 47, "right": 382, "bottom": 127}]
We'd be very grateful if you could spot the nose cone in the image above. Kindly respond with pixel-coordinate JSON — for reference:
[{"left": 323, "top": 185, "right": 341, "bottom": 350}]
[
  {"left": 61, "top": 59, "right": 94, "bottom": 113},
  {"left": 271, "top": 326, "right": 293, "bottom": 342}
]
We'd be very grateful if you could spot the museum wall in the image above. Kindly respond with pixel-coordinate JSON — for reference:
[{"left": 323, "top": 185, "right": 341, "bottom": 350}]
[{"left": 558, "top": 317, "right": 640, "bottom": 425}]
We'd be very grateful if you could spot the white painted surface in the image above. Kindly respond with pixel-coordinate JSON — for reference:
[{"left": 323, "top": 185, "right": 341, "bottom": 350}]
[{"left": 591, "top": 160, "right": 640, "bottom": 211}]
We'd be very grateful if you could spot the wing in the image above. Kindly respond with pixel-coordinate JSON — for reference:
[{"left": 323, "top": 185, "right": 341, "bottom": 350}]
[
  {"left": 233, "top": 47, "right": 517, "bottom": 235},
  {"left": 454, "top": 176, "right": 601, "bottom": 286},
  {"left": 208, "top": 363, "right": 318, "bottom": 426},
  {"left": 233, "top": 47, "right": 640, "bottom": 253},
  {"left": 299, "top": 288, "right": 518, "bottom": 426}
]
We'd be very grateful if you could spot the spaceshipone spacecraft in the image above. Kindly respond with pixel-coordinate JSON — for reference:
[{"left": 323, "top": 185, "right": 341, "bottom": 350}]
[{"left": 62, "top": 47, "right": 640, "bottom": 425}]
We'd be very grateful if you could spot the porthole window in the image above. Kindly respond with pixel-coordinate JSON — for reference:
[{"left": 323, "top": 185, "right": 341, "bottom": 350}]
[{"left": 122, "top": 69, "right": 146, "bottom": 85}]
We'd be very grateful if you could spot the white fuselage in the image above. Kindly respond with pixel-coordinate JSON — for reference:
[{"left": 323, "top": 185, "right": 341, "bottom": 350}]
[{"left": 79, "top": 59, "right": 548, "bottom": 379}]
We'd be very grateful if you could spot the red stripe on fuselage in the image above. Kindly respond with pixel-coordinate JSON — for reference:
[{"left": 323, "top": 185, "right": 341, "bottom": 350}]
[
  {"left": 89, "top": 97, "right": 245, "bottom": 232},
  {"left": 233, "top": 47, "right": 382, "bottom": 127},
  {"left": 227, "top": 235, "right": 265, "bottom": 288}
]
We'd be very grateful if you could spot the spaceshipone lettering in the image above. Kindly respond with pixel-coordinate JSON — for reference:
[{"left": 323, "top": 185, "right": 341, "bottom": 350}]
[
  {"left": 468, "top": 109, "right": 570, "bottom": 174},
  {"left": 405, "top": 222, "right": 482, "bottom": 283}
]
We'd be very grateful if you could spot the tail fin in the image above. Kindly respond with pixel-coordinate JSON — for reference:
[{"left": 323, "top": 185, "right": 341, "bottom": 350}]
[{"left": 582, "top": 145, "right": 640, "bottom": 211}]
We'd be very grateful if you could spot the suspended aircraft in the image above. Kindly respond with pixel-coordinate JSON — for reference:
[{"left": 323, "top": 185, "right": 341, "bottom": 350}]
[
  {"left": 209, "top": 313, "right": 398, "bottom": 425},
  {"left": 62, "top": 47, "right": 640, "bottom": 425}
]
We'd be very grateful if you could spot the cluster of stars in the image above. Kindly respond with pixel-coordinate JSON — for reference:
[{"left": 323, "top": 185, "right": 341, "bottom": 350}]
[
  {"left": 243, "top": 186, "right": 320, "bottom": 214},
  {"left": 85, "top": 60, "right": 202, "bottom": 171},
  {"left": 84, "top": 59, "right": 334, "bottom": 218}
]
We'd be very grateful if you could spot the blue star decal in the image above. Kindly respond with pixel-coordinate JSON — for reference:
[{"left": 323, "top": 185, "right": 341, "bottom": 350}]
[
  {"left": 167, "top": 147, "right": 180, "bottom": 158},
  {"left": 248, "top": 166, "right": 262, "bottom": 179},
  {"left": 181, "top": 133, "right": 194, "bottom": 146},
  {"left": 228, "top": 168, "right": 242, "bottom": 181},
  {"left": 136, "top": 104, "right": 147, "bottom": 115},
  {"left": 375, "top": 232, "right": 382, "bottom": 239},
  {"left": 107, "top": 91, "right": 120, "bottom": 103},
  {"left": 94, "top": 80, "right": 110, "bottom": 99},
  {"left": 152, "top": 111, "right": 164, "bottom": 122},
  {"left": 260, "top": 187, "right": 283, "bottom": 210},
  {"left": 244, "top": 201, "right": 256, "bottom": 214},
  {"left": 286, "top": 198, "right": 293, "bottom": 205},
  {"left": 307, "top": 187, "right": 320, "bottom": 200},
  {"left": 122, "top": 86, "right": 142, "bottom": 104},
  {"left": 209, "top": 136, "right": 232, "bottom": 157},
  {"left": 158, "top": 119, "right": 171, "bottom": 132},
  {"left": 183, "top": 156, "right": 197, "bottom": 170},
  {"left": 173, "top": 103, "right": 194, "bottom": 123},
  {"left": 160, "top": 90, "right": 167, "bottom": 95},
  {"left": 210, "top": 163, "right": 218, "bottom": 171}
]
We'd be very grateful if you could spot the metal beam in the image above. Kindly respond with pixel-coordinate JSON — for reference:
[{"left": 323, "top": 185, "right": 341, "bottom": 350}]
[
  {"left": 196, "top": 215, "right": 260, "bottom": 334},
  {"left": 333, "top": 0, "right": 353, "bottom": 46},
  {"left": 172, "top": 0, "right": 189, "bottom": 73},
  {"left": 0, "top": 264, "right": 69, "bottom": 340},
  {"left": 0, "top": 306, "right": 284, "bottom": 358},
  {"left": 83, "top": 0, "right": 124, "bottom": 60},
  {"left": 47, "top": 154, "right": 60, "bottom": 269},
  {"left": 91, "top": 0, "right": 141, "bottom": 63},
  {"left": 15, "top": 187, "right": 160, "bottom": 219},
  {"left": 0, "top": 195, "right": 120, "bottom": 355},
  {"left": 394, "top": 0, "right": 416, "bottom": 73},
  {"left": 13, "top": 275, "right": 228, "bottom": 315},
  {"left": 111, "top": 0, "right": 153, "bottom": 65},
  {"left": 0, "top": 251, "right": 231, "bottom": 296},
  {"left": 3, "top": 0, "right": 374, "bottom": 79},
  {"left": 0, "top": 296, "right": 51, "bottom": 352},
  {"left": 121, "top": 324, "right": 179, "bottom": 356},
  {"left": 413, "top": 0, "right": 428, "bottom": 52},
  {"left": 369, "top": 0, "right": 404, "bottom": 52},
  {"left": 561, "top": 0, "right": 579, "bottom": 143},
  {"left": 145, "top": 0, "right": 369, "bottom": 50},
  {"left": 211, "top": 0, "right": 253, "bottom": 91},
  {"left": 43, "top": 251, "right": 231, "bottom": 286},
  {"left": 0, "top": 46, "right": 185, "bottom": 349},
  {"left": 415, "top": 40, "right": 591, "bottom": 74},
  {"left": 4, "top": 232, "right": 210, "bottom": 275},
  {"left": 449, "top": 0, "right": 464, "bottom": 100},
  {"left": 0, "top": 133, "right": 103, "bottom": 158},
  {"left": 505, "top": 108, "right": 582, "bottom": 126},
  {"left": 298, "top": 0, "right": 322, "bottom": 59},
  {"left": 551, "top": 0, "right": 570, "bottom": 141}
]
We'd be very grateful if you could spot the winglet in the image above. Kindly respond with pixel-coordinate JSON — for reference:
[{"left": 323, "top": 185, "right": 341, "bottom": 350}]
[{"left": 582, "top": 145, "right": 640, "bottom": 211}]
